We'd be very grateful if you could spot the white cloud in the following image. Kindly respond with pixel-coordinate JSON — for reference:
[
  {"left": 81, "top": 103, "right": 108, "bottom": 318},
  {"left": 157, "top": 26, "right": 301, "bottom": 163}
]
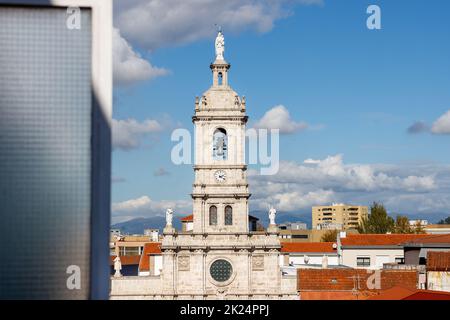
[
  {"left": 113, "top": 28, "right": 168, "bottom": 85},
  {"left": 248, "top": 155, "right": 446, "bottom": 215},
  {"left": 112, "top": 195, "right": 152, "bottom": 211},
  {"left": 269, "top": 154, "right": 436, "bottom": 192},
  {"left": 112, "top": 118, "right": 163, "bottom": 150},
  {"left": 262, "top": 190, "right": 335, "bottom": 212},
  {"left": 253, "top": 105, "right": 308, "bottom": 134},
  {"left": 431, "top": 110, "right": 450, "bottom": 134},
  {"left": 112, "top": 195, "right": 191, "bottom": 223},
  {"left": 114, "top": 0, "right": 323, "bottom": 51}
]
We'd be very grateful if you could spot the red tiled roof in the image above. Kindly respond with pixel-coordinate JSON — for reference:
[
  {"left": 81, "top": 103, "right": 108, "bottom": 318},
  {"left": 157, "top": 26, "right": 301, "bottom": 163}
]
[
  {"left": 109, "top": 255, "right": 141, "bottom": 266},
  {"left": 139, "top": 242, "right": 162, "bottom": 271},
  {"left": 369, "top": 286, "right": 450, "bottom": 300},
  {"left": 297, "top": 269, "right": 417, "bottom": 292},
  {"left": 180, "top": 214, "right": 193, "bottom": 222},
  {"left": 404, "top": 290, "right": 450, "bottom": 300},
  {"left": 427, "top": 251, "right": 450, "bottom": 271},
  {"left": 281, "top": 242, "right": 337, "bottom": 253},
  {"left": 403, "top": 233, "right": 450, "bottom": 245},
  {"left": 368, "top": 286, "right": 416, "bottom": 300},
  {"left": 340, "top": 234, "right": 430, "bottom": 246}
]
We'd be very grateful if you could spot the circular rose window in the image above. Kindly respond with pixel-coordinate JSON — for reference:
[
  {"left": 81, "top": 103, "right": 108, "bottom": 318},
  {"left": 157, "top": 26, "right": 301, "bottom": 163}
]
[{"left": 210, "top": 259, "right": 233, "bottom": 282}]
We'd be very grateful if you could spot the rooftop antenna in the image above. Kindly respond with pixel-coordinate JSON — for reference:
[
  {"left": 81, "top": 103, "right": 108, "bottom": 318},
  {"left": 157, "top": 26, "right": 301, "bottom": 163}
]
[{"left": 214, "top": 24, "right": 222, "bottom": 33}]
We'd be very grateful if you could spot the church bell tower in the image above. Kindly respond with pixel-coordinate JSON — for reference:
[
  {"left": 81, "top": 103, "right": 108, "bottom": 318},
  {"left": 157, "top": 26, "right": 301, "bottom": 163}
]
[
  {"left": 191, "top": 30, "right": 250, "bottom": 234},
  {"left": 158, "top": 30, "right": 296, "bottom": 300}
]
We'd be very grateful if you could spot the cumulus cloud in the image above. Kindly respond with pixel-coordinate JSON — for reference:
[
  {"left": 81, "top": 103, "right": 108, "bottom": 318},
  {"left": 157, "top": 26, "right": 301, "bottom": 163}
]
[
  {"left": 112, "top": 195, "right": 191, "bottom": 223},
  {"left": 112, "top": 118, "right": 163, "bottom": 150},
  {"left": 268, "top": 190, "right": 335, "bottom": 212},
  {"left": 407, "top": 121, "right": 429, "bottom": 134},
  {"left": 113, "top": 28, "right": 168, "bottom": 85},
  {"left": 114, "top": 0, "right": 323, "bottom": 51},
  {"left": 248, "top": 154, "right": 447, "bottom": 215},
  {"left": 253, "top": 105, "right": 308, "bottom": 134},
  {"left": 431, "top": 110, "right": 450, "bottom": 134}
]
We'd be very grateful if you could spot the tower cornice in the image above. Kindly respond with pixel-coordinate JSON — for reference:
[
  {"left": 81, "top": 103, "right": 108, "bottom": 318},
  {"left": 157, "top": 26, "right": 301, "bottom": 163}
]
[
  {"left": 193, "top": 164, "right": 247, "bottom": 170},
  {"left": 192, "top": 115, "right": 248, "bottom": 123}
]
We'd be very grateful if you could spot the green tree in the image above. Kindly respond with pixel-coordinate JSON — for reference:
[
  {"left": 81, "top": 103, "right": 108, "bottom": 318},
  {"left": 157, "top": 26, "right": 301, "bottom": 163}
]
[
  {"left": 437, "top": 216, "right": 450, "bottom": 225},
  {"left": 358, "top": 202, "right": 394, "bottom": 234},
  {"left": 393, "top": 215, "right": 412, "bottom": 234},
  {"left": 412, "top": 220, "right": 426, "bottom": 234},
  {"left": 321, "top": 229, "right": 339, "bottom": 242}
]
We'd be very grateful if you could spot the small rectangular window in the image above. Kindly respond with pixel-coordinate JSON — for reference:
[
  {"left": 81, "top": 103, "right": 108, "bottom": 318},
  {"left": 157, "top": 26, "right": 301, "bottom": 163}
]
[{"left": 357, "top": 257, "right": 371, "bottom": 267}]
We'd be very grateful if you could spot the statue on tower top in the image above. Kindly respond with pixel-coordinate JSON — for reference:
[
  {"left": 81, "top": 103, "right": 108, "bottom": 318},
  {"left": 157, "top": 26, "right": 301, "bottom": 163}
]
[{"left": 215, "top": 27, "right": 225, "bottom": 61}]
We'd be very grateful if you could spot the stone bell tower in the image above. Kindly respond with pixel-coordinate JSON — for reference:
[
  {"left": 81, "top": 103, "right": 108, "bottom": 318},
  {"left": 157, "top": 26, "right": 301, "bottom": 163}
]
[
  {"left": 191, "top": 29, "right": 250, "bottom": 234},
  {"left": 158, "top": 30, "right": 298, "bottom": 300}
]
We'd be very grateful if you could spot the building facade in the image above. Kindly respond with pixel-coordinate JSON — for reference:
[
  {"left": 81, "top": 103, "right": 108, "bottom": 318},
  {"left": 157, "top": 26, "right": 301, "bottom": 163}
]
[
  {"left": 312, "top": 204, "right": 368, "bottom": 231},
  {"left": 338, "top": 233, "right": 430, "bottom": 270}
]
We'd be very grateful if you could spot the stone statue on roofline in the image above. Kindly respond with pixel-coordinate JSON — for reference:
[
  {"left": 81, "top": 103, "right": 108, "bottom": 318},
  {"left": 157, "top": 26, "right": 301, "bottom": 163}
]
[
  {"left": 165, "top": 208, "right": 173, "bottom": 227},
  {"left": 113, "top": 256, "right": 122, "bottom": 277},
  {"left": 267, "top": 206, "right": 279, "bottom": 234},
  {"left": 269, "top": 207, "right": 277, "bottom": 225},
  {"left": 215, "top": 27, "right": 225, "bottom": 60}
]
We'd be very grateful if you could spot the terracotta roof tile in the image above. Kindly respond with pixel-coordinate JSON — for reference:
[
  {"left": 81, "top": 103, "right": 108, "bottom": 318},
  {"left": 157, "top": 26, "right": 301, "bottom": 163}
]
[
  {"left": 281, "top": 242, "right": 337, "bottom": 253},
  {"left": 369, "top": 286, "right": 450, "bottom": 300},
  {"left": 403, "top": 233, "right": 450, "bottom": 245},
  {"left": 340, "top": 234, "right": 430, "bottom": 246},
  {"left": 368, "top": 286, "right": 416, "bottom": 300},
  {"left": 404, "top": 290, "right": 450, "bottom": 300},
  {"left": 297, "top": 269, "right": 417, "bottom": 292},
  {"left": 180, "top": 214, "right": 193, "bottom": 222},
  {"left": 427, "top": 251, "right": 450, "bottom": 271},
  {"left": 139, "top": 242, "right": 162, "bottom": 272}
]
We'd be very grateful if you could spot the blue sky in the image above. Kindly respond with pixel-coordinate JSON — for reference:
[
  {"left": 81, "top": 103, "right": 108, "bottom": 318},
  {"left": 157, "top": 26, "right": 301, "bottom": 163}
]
[{"left": 111, "top": 0, "right": 450, "bottom": 224}]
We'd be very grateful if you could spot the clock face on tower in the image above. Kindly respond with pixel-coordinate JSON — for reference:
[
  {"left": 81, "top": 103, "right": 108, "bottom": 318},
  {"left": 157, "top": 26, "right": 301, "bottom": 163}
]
[{"left": 214, "top": 170, "right": 226, "bottom": 182}]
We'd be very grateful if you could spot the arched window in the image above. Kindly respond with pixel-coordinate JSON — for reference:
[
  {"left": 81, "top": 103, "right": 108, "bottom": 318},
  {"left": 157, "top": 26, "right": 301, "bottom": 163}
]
[
  {"left": 209, "top": 205, "right": 217, "bottom": 226},
  {"left": 213, "top": 128, "right": 227, "bottom": 160},
  {"left": 218, "top": 72, "right": 223, "bottom": 86},
  {"left": 224, "top": 206, "right": 233, "bottom": 225}
]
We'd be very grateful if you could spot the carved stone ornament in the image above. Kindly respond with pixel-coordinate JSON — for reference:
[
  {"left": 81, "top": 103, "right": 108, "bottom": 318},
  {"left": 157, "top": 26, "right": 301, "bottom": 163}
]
[
  {"left": 252, "top": 255, "right": 264, "bottom": 271},
  {"left": 178, "top": 255, "right": 190, "bottom": 271}
]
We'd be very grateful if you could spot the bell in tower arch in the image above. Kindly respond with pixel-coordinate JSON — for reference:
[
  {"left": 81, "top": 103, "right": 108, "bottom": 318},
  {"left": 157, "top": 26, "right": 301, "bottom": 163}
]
[{"left": 213, "top": 128, "right": 227, "bottom": 160}]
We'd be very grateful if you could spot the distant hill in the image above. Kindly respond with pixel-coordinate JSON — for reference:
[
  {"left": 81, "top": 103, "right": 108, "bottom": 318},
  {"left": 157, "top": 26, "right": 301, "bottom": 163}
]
[
  {"left": 112, "top": 211, "right": 311, "bottom": 234},
  {"left": 112, "top": 217, "right": 181, "bottom": 235}
]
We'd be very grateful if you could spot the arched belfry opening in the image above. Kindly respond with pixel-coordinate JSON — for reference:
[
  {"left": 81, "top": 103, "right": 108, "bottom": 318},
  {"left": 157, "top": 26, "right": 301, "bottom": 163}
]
[
  {"left": 212, "top": 128, "right": 228, "bottom": 160},
  {"left": 211, "top": 62, "right": 230, "bottom": 87}
]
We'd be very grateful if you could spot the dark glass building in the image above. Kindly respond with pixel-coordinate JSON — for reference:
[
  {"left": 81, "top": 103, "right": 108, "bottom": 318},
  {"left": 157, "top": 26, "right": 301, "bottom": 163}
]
[{"left": 0, "top": 1, "right": 112, "bottom": 299}]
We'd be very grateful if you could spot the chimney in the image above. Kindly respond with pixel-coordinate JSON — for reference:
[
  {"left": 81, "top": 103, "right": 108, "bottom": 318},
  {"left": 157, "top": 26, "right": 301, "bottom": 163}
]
[
  {"left": 322, "top": 255, "right": 329, "bottom": 269},
  {"left": 151, "top": 230, "right": 159, "bottom": 242}
]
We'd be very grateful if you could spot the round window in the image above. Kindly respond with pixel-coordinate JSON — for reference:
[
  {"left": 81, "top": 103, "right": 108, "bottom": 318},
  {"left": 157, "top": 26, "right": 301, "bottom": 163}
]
[{"left": 210, "top": 259, "right": 233, "bottom": 282}]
